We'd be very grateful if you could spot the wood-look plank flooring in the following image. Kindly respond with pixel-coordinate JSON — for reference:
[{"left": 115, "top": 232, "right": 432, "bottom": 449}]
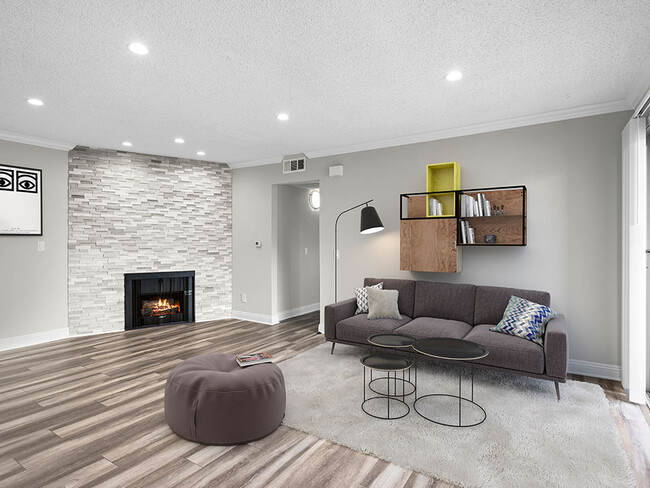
[
  {"left": 0, "top": 314, "right": 448, "bottom": 488},
  {"left": 0, "top": 313, "right": 647, "bottom": 488}
]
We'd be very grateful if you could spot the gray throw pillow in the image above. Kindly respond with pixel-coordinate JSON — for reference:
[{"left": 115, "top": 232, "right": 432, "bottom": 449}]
[{"left": 367, "top": 288, "right": 401, "bottom": 320}]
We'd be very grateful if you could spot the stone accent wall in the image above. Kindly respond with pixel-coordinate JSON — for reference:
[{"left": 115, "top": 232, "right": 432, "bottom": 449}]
[{"left": 68, "top": 147, "right": 231, "bottom": 334}]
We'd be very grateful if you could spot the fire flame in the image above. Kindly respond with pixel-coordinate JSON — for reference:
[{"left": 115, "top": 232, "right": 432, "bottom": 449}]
[{"left": 146, "top": 298, "right": 181, "bottom": 316}]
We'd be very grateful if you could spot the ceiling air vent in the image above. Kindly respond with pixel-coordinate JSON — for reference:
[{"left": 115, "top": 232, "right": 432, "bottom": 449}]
[{"left": 282, "top": 154, "right": 307, "bottom": 174}]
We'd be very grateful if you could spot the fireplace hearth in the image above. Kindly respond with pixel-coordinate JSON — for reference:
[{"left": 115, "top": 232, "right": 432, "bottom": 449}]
[{"left": 124, "top": 271, "right": 195, "bottom": 330}]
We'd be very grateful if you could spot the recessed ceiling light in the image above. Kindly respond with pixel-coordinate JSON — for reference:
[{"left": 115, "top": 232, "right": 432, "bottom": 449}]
[
  {"left": 445, "top": 71, "right": 463, "bottom": 82},
  {"left": 27, "top": 98, "right": 44, "bottom": 106},
  {"left": 122, "top": 141, "right": 132, "bottom": 147},
  {"left": 174, "top": 138, "right": 185, "bottom": 144},
  {"left": 276, "top": 113, "right": 289, "bottom": 121},
  {"left": 128, "top": 42, "right": 149, "bottom": 55},
  {"left": 196, "top": 151, "right": 205, "bottom": 156}
]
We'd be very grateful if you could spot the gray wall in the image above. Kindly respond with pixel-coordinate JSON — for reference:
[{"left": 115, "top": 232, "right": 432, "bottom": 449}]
[
  {"left": 68, "top": 147, "right": 232, "bottom": 334},
  {"left": 0, "top": 139, "right": 68, "bottom": 340},
  {"left": 275, "top": 185, "right": 319, "bottom": 315},
  {"left": 232, "top": 111, "right": 630, "bottom": 367}
]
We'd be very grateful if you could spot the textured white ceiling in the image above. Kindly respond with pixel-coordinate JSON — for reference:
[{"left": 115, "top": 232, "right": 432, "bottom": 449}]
[{"left": 1, "top": 1, "right": 649, "bottom": 166}]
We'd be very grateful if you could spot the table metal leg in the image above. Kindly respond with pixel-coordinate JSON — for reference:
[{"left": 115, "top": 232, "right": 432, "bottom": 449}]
[
  {"left": 363, "top": 366, "right": 366, "bottom": 402},
  {"left": 471, "top": 363, "right": 474, "bottom": 402},
  {"left": 458, "top": 367, "right": 462, "bottom": 427}
]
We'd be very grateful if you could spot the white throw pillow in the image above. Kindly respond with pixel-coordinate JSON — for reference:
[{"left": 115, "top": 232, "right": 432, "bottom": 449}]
[
  {"left": 354, "top": 282, "right": 383, "bottom": 314},
  {"left": 367, "top": 288, "right": 401, "bottom": 320}
]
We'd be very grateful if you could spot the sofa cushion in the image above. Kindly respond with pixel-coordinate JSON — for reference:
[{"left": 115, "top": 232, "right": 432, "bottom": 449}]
[
  {"left": 336, "top": 313, "right": 412, "bottom": 344},
  {"left": 413, "top": 281, "right": 476, "bottom": 324},
  {"left": 464, "top": 324, "right": 544, "bottom": 374},
  {"left": 394, "top": 317, "right": 472, "bottom": 340},
  {"left": 474, "top": 285, "right": 551, "bottom": 326},
  {"left": 365, "top": 278, "right": 416, "bottom": 318}
]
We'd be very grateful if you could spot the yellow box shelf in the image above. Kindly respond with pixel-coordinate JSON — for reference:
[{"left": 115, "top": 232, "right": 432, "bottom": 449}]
[{"left": 426, "top": 162, "right": 460, "bottom": 217}]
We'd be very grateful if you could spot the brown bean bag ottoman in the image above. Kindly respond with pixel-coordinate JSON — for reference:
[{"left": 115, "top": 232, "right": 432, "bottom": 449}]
[{"left": 164, "top": 353, "right": 286, "bottom": 445}]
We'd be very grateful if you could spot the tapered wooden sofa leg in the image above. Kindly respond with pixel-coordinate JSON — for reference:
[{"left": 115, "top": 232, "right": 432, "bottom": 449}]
[
  {"left": 555, "top": 381, "right": 560, "bottom": 401},
  {"left": 330, "top": 342, "right": 336, "bottom": 355}
]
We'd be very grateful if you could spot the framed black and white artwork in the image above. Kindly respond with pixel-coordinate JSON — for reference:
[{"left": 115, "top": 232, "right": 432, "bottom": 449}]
[{"left": 0, "top": 163, "right": 43, "bottom": 235}]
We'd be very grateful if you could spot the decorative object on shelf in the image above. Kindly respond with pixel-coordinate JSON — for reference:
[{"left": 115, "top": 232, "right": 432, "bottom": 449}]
[
  {"left": 334, "top": 200, "right": 384, "bottom": 301},
  {"left": 484, "top": 234, "right": 497, "bottom": 244},
  {"left": 0, "top": 163, "right": 42, "bottom": 235}
]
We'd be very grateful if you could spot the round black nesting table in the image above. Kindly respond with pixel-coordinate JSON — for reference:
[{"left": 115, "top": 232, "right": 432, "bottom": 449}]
[
  {"left": 360, "top": 353, "right": 412, "bottom": 420},
  {"left": 412, "top": 338, "right": 488, "bottom": 427},
  {"left": 367, "top": 333, "right": 416, "bottom": 398},
  {"left": 368, "top": 333, "right": 415, "bottom": 349}
]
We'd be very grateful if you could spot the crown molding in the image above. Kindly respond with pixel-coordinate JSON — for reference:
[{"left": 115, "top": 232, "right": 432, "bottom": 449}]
[
  {"left": 306, "top": 100, "right": 632, "bottom": 159},
  {"left": 0, "top": 129, "right": 76, "bottom": 151},
  {"left": 229, "top": 155, "right": 282, "bottom": 169},
  {"left": 230, "top": 99, "right": 632, "bottom": 169}
]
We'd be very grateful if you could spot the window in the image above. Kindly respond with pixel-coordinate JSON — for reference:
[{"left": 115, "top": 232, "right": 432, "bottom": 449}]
[{"left": 308, "top": 189, "right": 320, "bottom": 210}]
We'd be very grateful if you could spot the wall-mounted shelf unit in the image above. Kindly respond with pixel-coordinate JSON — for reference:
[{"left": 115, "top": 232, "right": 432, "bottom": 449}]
[{"left": 399, "top": 185, "right": 526, "bottom": 272}]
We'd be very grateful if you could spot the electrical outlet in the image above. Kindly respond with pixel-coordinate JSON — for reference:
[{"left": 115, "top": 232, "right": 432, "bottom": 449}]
[
  {"left": 37, "top": 241, "right": 45, "bottom": 252},
  {"left": 241, "top": 293, "right": 247, "bottom": 303}
]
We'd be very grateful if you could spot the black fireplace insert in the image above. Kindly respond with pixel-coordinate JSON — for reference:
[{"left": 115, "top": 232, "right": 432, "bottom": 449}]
[{"left": 124, "top": 271, "right": 195, "bottom": 330}]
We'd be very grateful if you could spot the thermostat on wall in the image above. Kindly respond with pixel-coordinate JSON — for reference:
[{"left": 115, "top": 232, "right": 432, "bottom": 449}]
[{"left": 254, "top": 240, "right": 262, "bottom": 248}]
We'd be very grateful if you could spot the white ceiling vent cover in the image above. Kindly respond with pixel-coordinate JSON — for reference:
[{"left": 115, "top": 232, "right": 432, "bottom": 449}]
[{"left": 282, "top": 154, "right": 307, "bottom": 174}]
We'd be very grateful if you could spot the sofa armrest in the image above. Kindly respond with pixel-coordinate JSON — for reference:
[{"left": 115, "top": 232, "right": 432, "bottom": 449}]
[
  {"left": 324, "top": 298, "right": 357, "bottom": 341},
  {"left": 544, "top": 314, "right": 568, "bottom": 380}
]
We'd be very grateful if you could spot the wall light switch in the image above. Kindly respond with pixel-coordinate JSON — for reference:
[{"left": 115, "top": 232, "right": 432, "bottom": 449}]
[
  {"left": 37, "top": 241, "right": 45, "bottom": 252},
  {"left": 304, "top": 247, "right": 308, "bottom": 255},
  {"left": 241, "top": 293, "right": 247, "bottom": 303}
]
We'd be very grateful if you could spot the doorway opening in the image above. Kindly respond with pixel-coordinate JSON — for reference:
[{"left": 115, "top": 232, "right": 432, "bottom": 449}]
[{"left": 272, "top": 182, "right": 320, "bottom": 325}]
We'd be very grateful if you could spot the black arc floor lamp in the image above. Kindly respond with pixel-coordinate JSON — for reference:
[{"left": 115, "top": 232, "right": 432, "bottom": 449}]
[{"left": 334, "top": 199, "right": 384, "bottom": 301}]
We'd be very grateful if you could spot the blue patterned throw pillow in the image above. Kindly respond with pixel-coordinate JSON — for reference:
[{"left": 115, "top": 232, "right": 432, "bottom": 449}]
[{"left": 490, "top": 296, "right": 557, "bottom": 346}]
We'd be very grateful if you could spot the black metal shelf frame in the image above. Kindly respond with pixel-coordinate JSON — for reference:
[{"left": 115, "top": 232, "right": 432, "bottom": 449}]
[{"left": 400, "top": 185, "right": 527, "bottom": 247}]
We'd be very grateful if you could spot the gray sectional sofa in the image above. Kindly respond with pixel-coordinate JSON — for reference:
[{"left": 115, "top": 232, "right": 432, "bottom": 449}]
[{"left": 324, "top": 278, "right": 568, "bottom": 399}]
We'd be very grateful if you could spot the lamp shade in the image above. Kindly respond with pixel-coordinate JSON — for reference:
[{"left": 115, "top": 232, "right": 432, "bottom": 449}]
[{"left": 360, "top": 206, "right": 384, "bottom": 234}]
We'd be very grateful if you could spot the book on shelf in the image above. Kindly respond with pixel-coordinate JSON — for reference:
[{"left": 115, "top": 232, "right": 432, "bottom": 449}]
[
  {"left": 428, "top": 197, "right": 443, "bottom": 216},
  {"left": 235, "top": 352, "right": 273, "bottom": 367},
  {"left": 460, "top": 220, "right": 475, "bottom": 244},
  {"left": 460, "top": 193, "right": 493, "bottom": 218}
]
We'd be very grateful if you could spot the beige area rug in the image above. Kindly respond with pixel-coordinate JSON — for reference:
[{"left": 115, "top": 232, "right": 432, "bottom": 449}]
[{"left": 278, "top": 343, "right": 635, "bottom": 488}]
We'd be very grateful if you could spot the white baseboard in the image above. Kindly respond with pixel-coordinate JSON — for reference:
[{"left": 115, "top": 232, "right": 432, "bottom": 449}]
[
  {"left": 231, "top": 310, "right": 274, "bottom": 325},
  {"left": 0, "top": 328, "right": 70, "bottom": 352},
  {"left": 275, "top": 303, "right": 320, "bottom": 323},
  {"left": 318, "top": 323, "right": 324, "bottom": 334},
  {"left": 233, "top": 303, "right": 320, "bottom": 326},
  {"left": 568, "top": 359, "right": 622, "bottom": 381}
]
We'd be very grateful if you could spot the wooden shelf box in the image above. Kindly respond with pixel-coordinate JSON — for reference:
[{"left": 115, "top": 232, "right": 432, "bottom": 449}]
[
  {"left": 426, "top": 162, "right": 460, "bottom": 217},
  {"left": 458, "top": 187, "right": 526, "bottom": 246}
]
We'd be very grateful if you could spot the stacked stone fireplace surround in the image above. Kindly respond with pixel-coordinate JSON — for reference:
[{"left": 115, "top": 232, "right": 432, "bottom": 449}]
[{"left": 68, "top": 147, "right": 232, "bottom": 335}]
